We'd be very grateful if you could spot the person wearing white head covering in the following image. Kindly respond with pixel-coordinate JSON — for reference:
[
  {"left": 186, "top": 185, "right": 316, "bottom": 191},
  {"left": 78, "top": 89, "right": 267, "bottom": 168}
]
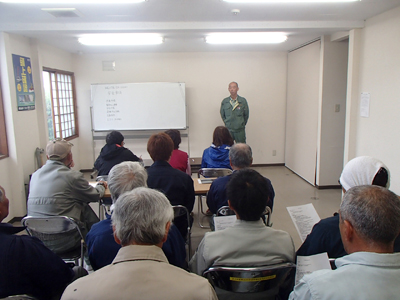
[
  {"left": 339, "top": 156, "right": 390, "bottom": 192},
  {"left": 296, "top": 156, "right": 398, "bottom": 259}
]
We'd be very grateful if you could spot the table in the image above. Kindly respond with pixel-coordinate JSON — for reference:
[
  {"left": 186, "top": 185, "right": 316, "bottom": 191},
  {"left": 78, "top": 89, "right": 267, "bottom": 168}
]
[
  {"left": 193, "top": 178, "right": 212, "bottom": 195},
  {"left": 92, "top": 179, "right": 213, "bottom": 199},
  {"left": 92, "top": 179, "right": 214, "bottom": 221}
]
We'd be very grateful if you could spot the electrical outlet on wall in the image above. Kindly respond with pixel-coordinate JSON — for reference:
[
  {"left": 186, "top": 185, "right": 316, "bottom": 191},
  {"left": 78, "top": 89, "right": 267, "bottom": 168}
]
[{"left": 272, "top": 150, "right": 276, "bottom": 156}]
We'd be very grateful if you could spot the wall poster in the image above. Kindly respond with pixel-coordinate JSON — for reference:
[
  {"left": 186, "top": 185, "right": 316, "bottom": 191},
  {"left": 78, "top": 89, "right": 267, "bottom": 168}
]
[{"left": 12, "top": 54, "right": 35, "bottom": 111}]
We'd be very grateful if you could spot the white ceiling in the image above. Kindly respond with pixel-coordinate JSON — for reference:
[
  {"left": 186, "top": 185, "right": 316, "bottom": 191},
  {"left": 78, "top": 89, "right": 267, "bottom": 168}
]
[{"left": 0, "top": 0, "right": 399, "bottom": 54}]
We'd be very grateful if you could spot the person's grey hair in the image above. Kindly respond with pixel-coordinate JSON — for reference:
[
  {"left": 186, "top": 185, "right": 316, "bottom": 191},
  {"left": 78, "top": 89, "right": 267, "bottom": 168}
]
[
  {"left": 108, "top": 161, "right": 148, "bottom": 202},
  {"left": 340, "top": 185, "right": 400, "bottom": 244},
  {"left": 111, "top": 187, "right": 174, "bottom": 246},
  {"left": 229, "top": 143, "right": 252, "bottom": 168},
  {"left": 0, "top": 186, "right": 4, "bottom": 202}
]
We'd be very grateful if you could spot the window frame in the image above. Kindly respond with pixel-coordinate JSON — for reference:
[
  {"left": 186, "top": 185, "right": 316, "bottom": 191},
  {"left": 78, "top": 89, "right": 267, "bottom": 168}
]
[
  {"left": 0, "top": 87, "right": 9, "bottom": 160},
  {"left": 43, "top": 67, "right": 79, "bottom": 141}
]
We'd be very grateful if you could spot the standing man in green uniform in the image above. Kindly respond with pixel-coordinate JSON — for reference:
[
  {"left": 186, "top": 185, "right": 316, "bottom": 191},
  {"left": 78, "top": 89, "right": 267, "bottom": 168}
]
[{"left": 220, "top": 82, "right": 249, "bottom": 143}]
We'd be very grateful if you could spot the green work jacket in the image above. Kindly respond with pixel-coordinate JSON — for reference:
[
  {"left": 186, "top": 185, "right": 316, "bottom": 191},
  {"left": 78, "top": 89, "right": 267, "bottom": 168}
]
[{"left": 220, "top": 95, "right": 249, "bottom": 132}]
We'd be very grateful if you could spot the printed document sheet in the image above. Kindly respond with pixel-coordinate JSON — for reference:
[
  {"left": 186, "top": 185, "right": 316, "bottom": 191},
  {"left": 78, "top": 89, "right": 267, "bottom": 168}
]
[
  {"left": 295, "top": 253, "right": 331, "bottom": 284},
  {"left": 286, "top": 203, "right": 320, "bottom": 242}
]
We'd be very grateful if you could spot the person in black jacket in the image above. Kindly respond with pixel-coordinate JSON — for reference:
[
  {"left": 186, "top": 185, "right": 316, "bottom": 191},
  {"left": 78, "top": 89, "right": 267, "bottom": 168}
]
[
  {"left": 94, "top": 131, "right": 142, "bottom": 176},
  {"left": 0, "top": 185, "right": 87, "bottom": 299},
  {"left": 146, "top": 132, "right": 195, "bottom": 239}
]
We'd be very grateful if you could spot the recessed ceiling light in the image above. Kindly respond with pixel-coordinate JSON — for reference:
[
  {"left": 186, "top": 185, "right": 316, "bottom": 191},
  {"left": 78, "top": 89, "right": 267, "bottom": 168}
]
[
  {"left": 205, "top": 32, "right": 287, "bottom": 44},
  {"left": 223, "top": 0, "right": 359, "bottom": 2},
  {"left": 78, "top": 33, "right": 163, "bottom": 46},
  {"left": 0, "top": 0, "right": 144, "bottom": 3}
]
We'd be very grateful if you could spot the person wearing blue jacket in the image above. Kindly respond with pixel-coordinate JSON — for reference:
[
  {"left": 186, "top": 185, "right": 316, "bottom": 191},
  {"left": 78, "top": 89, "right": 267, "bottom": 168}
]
[
  {"left": 86, "top": 161, "right": 186, "bottom": 270},
  {"left": 201, "top": 126, "right": 234, "bottom": 169}
]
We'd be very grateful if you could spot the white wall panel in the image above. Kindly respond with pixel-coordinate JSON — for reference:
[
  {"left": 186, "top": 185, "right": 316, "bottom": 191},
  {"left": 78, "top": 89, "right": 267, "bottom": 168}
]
[{"left": 285, "top": 41, "right": 320, "bottom": 185}]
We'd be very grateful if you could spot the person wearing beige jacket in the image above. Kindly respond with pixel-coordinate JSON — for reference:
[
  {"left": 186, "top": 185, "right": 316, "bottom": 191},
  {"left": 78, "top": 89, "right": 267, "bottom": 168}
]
[{"left": 61, "top": 187, "right": 217, "bottom": 300}]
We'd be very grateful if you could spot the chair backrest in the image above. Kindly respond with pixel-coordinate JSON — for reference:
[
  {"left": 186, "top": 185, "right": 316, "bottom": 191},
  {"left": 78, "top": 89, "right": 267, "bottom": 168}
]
[
  {"left": 198, "top": 168, "right": 233, "bottom": 178},
  {"left": 217, "top": 205, "right": 272, "bottom": 227},
  {"left": 22, "top": 216, "right": 83, "bottom": 236},
  {"left": 22, "top": 216, "right": 85, "bottom": 266},
  {"left": 172, "top": 205, "right": 191, "bottom": 237},
  {"left": 262, "top": 206, "right": 272, "bottom": 227},
  {"left": 217, "top": 206, "right": 235, "bottom": 216},
  {"left": 96, "top": 175, "right": 108, "bottom": 182},
  {"left": 203, "top": 262, "right": 296, "bottom": 300},
  {"left": 172, "top": 205, "right": 191, "bottom": 260},
  {"left": 0, "top": 295, "right": 39, "bottom": 300}
]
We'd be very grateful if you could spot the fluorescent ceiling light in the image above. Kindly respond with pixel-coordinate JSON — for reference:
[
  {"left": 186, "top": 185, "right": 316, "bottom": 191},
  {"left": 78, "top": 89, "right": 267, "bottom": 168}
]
[
  {"left": 0, "top": 0, "right": 144, "bottom": 3},
  {"left": 223, "top": 0, "right": 359, "bottom": 2},
  {"left": 206, "top": 32, "right": 287, "bottom": 44},
  {"left": 78, "top": 34, "right": 163, "bottom": 46}
]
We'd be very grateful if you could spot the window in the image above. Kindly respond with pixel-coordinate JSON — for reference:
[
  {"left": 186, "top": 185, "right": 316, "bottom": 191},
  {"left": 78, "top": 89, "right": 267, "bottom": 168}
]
[
  {"left": 0, "top": 87, "right": 8, "bottom": 159},
  {"left": 42, "top": 68, "right": 79, "bottom": 140}
]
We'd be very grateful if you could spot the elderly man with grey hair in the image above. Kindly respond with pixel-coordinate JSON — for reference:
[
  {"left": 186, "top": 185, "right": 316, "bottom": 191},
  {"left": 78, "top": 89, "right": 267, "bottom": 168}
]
[
  {"left": 297, "top": 156, "right": 400, "bottom": 258},
  {"left": 290, "top": 185, "right": 400, "bottom": 300},
  {"left": 62, "top": 187, "right": 218, "bottom": 300},
  {"left": 206, "top": 143, "right": 274, "bottom": 214},
  {"left": 28, "top": 139, "right": 107, "bottom": 253},
  {"left": 86, "top": 161, "right": 186, "bottom": 270}
]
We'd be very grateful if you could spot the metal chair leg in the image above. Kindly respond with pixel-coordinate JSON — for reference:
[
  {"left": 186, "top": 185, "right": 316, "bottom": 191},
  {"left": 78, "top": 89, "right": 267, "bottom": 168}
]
[{"left": 197, "top": 195, "right": 210, "bottom": 229}]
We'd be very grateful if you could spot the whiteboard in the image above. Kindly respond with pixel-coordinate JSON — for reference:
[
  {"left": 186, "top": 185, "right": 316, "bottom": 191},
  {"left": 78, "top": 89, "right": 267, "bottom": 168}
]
[{"left": 91, "top": 82, "right": 186, "bottom": 131}]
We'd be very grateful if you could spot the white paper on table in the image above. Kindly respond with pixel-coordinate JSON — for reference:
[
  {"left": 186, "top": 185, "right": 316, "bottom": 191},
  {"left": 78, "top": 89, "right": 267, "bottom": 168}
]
[
  {"left": 89, "top": 182, "right": 97, "bottom": 188},
  {"left": 295, "top": 253, "right": 331, "bottom": 285},
  {"left": 286, "top": 203, "right": 320, "bottom": 242},
  {"left": 214, "top": 215, "right": 236, "bottom": 231},
  {"left": 360, "top": 92, "right": 370, "bottom": 118}
]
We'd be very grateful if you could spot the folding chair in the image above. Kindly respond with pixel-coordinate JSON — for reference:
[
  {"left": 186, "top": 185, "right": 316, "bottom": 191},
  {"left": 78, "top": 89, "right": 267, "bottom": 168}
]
[
  {"left": 214, "top": 206, "right": 271, "bottom": 230},
  {"left": 263, "top": 206, "right": 272, "bottom": 227},
  {"left": 22, "top": 216, "right": 85, "bottom": 267},
  {"left": 216, "top": 205, "right": 235, "bottom": 216},
  {"left": 203, "top": 262, "right": 296, "bottom": 300},
  {"left": 96, "top": 175, "right": 112, "bottom": 220},
  {"left": 172, "top": 205, "right": 192, "bottom": 259},
  {"left": 197, "top": 168, "right": 233, "bottom": 228}
]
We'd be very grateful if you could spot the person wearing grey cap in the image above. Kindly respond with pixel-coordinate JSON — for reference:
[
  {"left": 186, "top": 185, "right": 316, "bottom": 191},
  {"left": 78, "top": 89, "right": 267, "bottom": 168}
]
[
  {"left": 27, "top": 139, "right": 107, "bottom": 253},
  {"left": 296, "top": 156, "right": 400, "bottom": 258}
]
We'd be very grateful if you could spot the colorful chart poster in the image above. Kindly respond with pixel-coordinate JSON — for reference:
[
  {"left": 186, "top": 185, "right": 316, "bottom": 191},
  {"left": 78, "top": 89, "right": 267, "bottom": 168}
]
[{"left": 12, "top": 54, "right": 35, "bottom": 111}]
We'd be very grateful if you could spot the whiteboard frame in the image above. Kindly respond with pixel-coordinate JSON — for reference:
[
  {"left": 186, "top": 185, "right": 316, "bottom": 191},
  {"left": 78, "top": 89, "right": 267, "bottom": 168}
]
[{"left": 90, "top": 82, "right": 187, "bottom": 131}]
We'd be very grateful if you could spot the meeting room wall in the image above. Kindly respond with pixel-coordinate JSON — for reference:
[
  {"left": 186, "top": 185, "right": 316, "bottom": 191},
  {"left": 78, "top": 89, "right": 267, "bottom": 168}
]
[
  {"left": 345, "top": 6, "right": 400, "bottom": 195},
  {"left": 72, "top": 51, "right": 288, "bottom": 169},
  {"left": 0, "top": 33, "right": 44, "bottom": 221},
  {"left": 0, "top": 33, "right": 78, "bottom": 221}
]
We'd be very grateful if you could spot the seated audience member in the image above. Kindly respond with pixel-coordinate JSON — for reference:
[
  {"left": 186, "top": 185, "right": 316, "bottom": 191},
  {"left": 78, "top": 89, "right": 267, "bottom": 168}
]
[
  {"left": 207, "top": 143, "right": 275, "bottom": 214},
  {"left": 297, "top": 156, "right": 400, "bottom": 258},
  {"left": 201, "top": 126, "right": 234, "bottom": 169},
  {"left": 62, "top": 188, "right": 218, "bottom": 300},
  {"left": 165, "top": 129, "right": 191, "bottom": 175},
  {"left": 0, "top": 186, "right": 87, "bottom": 300},
  {"left": 290, "top": 185, "right": 400, "bottom": 300},
  {"left": 146, "top": 132, "right": 195, "bottom": 239},
  {"left": 28, "top": 139, "right": 106, "bottom": 253},
  {"left": 86, "top": 161, "right": 186, "bottom": 270},
  {"left": 189, "top": 169, "right": 295, "bottom": 276},
  {"left": 94, "top": 130, "right": 142, "bottom": 176}
]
